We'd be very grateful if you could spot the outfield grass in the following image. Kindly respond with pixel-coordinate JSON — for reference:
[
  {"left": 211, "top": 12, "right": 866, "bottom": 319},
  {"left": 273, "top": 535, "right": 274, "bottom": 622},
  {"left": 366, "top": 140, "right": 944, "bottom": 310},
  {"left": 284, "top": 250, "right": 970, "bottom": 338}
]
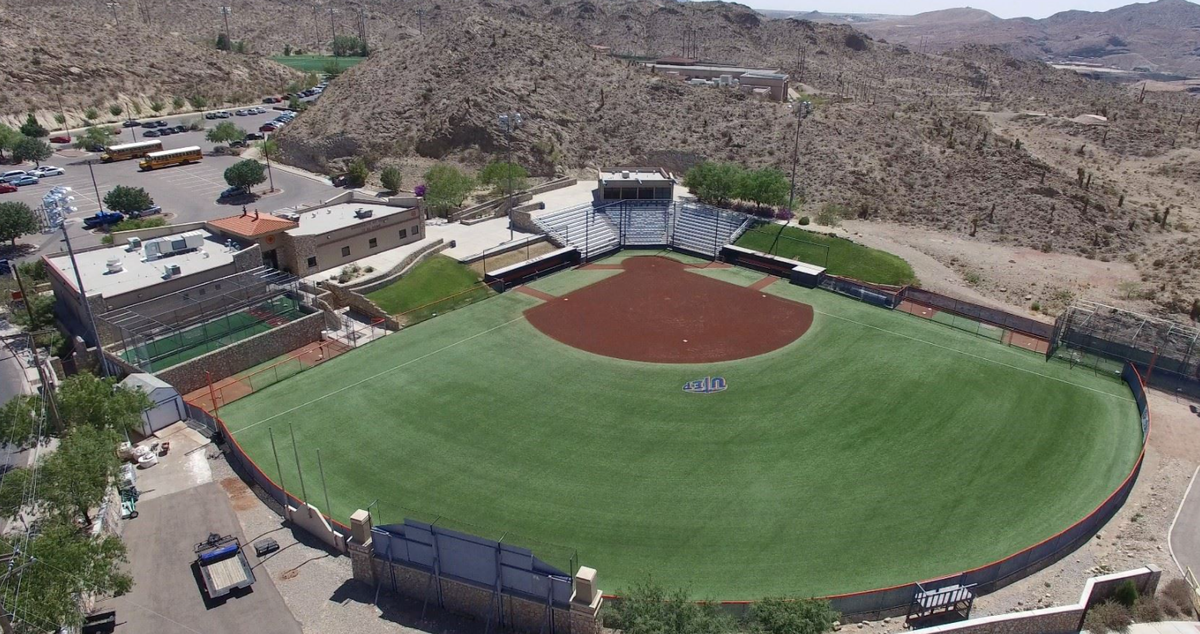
[
  {"left": 365, "top": 255, "right": 492, "bottom": 319},
  {"left": 735, "top": 226, "right": 917, "bottom": 286},
  {"left": 270, "top": 55, "right": 364, "bottom": 72},
  {"left": 222, "top": 258, "right": 1141, "bottom": 599}
]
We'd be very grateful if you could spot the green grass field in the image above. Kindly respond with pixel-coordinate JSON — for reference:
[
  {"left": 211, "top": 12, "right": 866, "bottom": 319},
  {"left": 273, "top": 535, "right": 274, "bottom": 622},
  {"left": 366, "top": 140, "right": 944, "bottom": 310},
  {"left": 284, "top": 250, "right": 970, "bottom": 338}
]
[
  {"left": 365, "top": 255, "right": 492, "bottom": 320},
  {"left": 735, "top": 226, "right": 917, "bottom": 286},
  {"left": 270, "top": 55, "right": 364, "bottom": 72},
  {"left": 222, "top": 258, "right": 1141, "bottom": 599}
]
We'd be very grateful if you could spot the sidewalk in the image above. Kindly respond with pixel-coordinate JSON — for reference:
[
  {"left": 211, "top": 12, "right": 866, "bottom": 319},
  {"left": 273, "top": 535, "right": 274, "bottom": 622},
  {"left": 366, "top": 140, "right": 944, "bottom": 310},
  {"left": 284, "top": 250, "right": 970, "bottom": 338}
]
[{"left": 1125, "top": 623, "right": 1200, "bottom": 633}]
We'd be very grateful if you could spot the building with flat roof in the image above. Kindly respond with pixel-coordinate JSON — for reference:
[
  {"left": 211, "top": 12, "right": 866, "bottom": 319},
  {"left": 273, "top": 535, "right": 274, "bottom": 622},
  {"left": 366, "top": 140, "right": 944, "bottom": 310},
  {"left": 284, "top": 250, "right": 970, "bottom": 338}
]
[
  {"left": 44, "top": 228, "right": 262, "bottom": 344},
  {"left": 648, "top": 63, "right": 790, "bottom": 101},
  {"left": 206, "top": 195, "right": 425, "bottom": 276},
  {"left": 597, "top": 168, "right": 676, "bottom": 201}
]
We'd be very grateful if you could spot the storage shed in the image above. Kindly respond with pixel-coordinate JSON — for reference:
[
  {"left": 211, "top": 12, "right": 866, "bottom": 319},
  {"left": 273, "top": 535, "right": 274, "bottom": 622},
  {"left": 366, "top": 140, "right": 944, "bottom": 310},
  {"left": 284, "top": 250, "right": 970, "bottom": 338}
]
[{"left": 119, "top": 373, "right": 186, "bottom": 436}]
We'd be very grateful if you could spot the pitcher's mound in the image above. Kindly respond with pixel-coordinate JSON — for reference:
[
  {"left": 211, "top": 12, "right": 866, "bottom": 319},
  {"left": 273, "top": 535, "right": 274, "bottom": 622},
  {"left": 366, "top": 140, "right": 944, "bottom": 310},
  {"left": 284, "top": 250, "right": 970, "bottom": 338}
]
[{"left": 524, "top": 256, "right": 813, "bottom": 364}]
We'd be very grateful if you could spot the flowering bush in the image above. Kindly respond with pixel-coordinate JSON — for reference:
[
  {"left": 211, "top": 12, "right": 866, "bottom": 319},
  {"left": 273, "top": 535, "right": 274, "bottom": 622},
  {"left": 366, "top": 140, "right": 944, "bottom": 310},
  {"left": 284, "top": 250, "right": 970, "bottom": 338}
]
[{"left": 414, "top": 184, "right": 427, "bottom": 198}]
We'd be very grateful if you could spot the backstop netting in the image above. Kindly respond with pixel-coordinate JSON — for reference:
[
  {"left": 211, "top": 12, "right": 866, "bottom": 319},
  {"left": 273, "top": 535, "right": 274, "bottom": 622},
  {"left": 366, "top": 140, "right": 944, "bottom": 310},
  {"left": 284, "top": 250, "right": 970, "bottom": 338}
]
[{"left": 1051, "top": 300, "right": 1200, "bottom": 396}]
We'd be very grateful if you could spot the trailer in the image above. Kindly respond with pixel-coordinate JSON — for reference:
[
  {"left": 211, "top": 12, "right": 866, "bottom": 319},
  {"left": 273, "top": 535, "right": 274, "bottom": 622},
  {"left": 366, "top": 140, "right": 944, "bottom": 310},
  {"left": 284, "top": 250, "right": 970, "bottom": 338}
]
[{"left": 194, "top": 533, "right": 256, "bottom": 599}]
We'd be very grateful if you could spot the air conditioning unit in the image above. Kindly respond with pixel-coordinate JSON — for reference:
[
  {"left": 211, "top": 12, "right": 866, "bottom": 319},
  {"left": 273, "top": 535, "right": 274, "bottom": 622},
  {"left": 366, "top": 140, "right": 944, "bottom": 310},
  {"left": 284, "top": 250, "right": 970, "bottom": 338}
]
[
  {"left": 105, "top": 258, "right": 123, "bottom": 274},
  {"left": 353, "top": 208, "right": 373, "bottom": 219},
  {"left": 126, "top": 237, "right": 141, "bottom": 252},
  {"left": 621, "top": 170, "right": 630, "bottom": 179},
  {"left": 144, "top": 231, "right": 205, "bottom": 259},
  {"left": 162, "top": 264, "right": 181, "bottom": 279}
]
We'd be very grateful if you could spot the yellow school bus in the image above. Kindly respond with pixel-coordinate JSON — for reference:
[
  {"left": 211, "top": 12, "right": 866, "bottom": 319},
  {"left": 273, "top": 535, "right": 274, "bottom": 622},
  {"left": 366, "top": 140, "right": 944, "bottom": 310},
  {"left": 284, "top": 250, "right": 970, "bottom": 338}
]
[
  {"left": 138, "top": 146, "right": 203, "bottom": 171},
  {"left": 100, "top": 140, "right": 163, "bottom": 163}
]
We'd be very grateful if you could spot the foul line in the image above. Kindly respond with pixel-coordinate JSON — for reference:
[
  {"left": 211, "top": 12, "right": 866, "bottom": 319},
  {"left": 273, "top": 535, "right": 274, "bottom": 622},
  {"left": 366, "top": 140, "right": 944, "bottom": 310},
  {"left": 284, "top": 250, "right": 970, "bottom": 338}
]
[
  {"left": 228, "top": 314, "right": 528, "bottom": 435},
  {"left": 810, "top": 307, "right": 1134, "bottom": 402}
]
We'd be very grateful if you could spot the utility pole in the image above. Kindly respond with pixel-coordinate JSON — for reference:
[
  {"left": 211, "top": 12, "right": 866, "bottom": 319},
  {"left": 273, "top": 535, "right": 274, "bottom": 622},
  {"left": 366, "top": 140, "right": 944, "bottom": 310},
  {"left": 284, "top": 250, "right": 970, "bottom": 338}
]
[
  {"left": 220, "top": 6, "right": 232, "bottom": 44},
  {"left": 770, "top": 100, "right": 812, "bottom": 256},
  {"left": 415, "top": 7, "right": 424, "bottom": 35},
  {"left": 498, "top": 112, "right": 522, "bottom": 242},
  {"left": 55, "top": 94, "right": 70, "bottom": 142},
  {"left": 329, "top": 7, "right": 337, "bottom": 47},
  {"left": 60, "top": 220, "right": 109, "bottom": 377},
  {"left": 105, "top": 1, "right": 120, "bottom": 23}
]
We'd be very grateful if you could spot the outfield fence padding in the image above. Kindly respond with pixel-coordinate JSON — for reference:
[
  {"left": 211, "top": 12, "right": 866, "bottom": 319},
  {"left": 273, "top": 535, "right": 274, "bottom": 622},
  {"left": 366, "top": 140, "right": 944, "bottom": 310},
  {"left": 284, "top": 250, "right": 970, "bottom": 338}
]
[{"left": 899, "top": 288, "right": 1053, "bottom": 341}]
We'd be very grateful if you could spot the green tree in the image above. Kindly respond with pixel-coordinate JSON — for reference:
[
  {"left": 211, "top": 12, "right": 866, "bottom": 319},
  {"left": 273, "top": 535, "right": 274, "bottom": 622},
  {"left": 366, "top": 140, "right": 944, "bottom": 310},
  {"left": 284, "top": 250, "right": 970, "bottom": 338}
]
[
  {"left": 10, "top": 293, "right": 54, "bottom": 331},
  {"left": 0, "top": 519, "right": 132, "bottom": 629},
  {"left": 12, "top": 136, "right": 52, "bottom": 166},
  {"left": 0, "top": 124, "right": 20, "bottom": 160},
  {"left": 288, "top": 95, "right": 302, "bottom": 111},
  {"left": 224, "top": 159, "right": 266, "bottom": 190},
  {"left": 422, "top": 164, "right": 476, "bottom": 216},
  {"left": 20, "top": 113, "right": 47, "bottom": 138},
  {"left": 73, "top": 126, "right": 113, "bottom": 151},
  {"left": 188, "top": 95, "right": 208, "bottom": 110},
  {"left": 206, "top": 121, "right": 246, "bottom": 146},
  {"left": 332, "top": 34, "right": 363, "bottom": 57},
  {"left": 479, "top": 161, "right": 529, "bottom": 196},
  {"left": 322, "top": 59, "right": 343, "bottom": 77},
  {"left": 750, "top": 597, "right": 840, "bottom": 634},
  {"left": 346, "top": 157, "right": 369, "bottom": 187},
  {"left": 380, "top": 165, "right": 402, "bottom": 193},
  {"left": 0, "top": 395, "right": 44, "bottom": 450},
  {"left": 0, "top": 201, "right": 39, "bottom": 245},
  {"left": 37, "top": 425, "right": 123, "bottom": 525},
  {"left": 737, "top": 167, "right": 791, "bottom": 210},
  {"left": 216, "top": 32, "right": 231, "bottom": 51},
  {"left": 609, "top": 578, "right": 732, "bottom": 634},
  {"left": 283, "top": 43, "right": 293, "bottom": 56},
  {"left": 172, "top": 95, "right": 185, "bottom": 110},
  {"left": 257, "top": 138, "right": 280, "bottom": 161},
  {"left": 83, "top": 107, "right": 99, "bottom": 122},
  {"left": 234, "top": 40, "right": 247, "bottom": 54},
  {"left": 684, "top": 161, "right": 744, "bottom": 206},
  {"left": 303, "top": 71, "right": 320, "bottom": 89},
  {"left": 149, "top": 100, "right": 165, "bottom": 114},
  {"left": 55, "top": 373, "right": 152, "bottom": 437},
  {"left": 108, "top": 103, "right": 123, "bottom": 118},
  {"left": 103, "top": 185, "right": 154, "bottom": 213}
]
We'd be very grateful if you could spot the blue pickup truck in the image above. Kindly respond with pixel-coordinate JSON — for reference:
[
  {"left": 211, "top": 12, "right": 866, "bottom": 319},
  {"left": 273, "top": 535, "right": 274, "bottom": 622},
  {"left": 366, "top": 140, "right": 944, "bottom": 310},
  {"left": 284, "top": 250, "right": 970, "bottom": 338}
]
[{"left": 82, "top": 211, "right": 125, "bottom": 230}]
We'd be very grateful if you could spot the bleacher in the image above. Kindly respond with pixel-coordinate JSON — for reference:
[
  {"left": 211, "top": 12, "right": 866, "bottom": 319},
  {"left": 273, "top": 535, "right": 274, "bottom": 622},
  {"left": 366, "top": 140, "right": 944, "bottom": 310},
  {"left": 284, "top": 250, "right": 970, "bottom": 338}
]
[
  {"left": 603, "top": 201, "right": 673, "bottom": 246},
  {"left": 533, "top": 203, "right": 621, "bottom": 258},
  {"left": 672, "top": 203, "right": 753, "bottom": 257}
]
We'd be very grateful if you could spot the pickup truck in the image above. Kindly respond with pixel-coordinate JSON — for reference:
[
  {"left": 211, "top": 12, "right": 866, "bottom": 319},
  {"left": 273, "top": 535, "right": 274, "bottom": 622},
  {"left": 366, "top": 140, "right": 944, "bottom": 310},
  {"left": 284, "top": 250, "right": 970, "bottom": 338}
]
[
  {"left": 194, "top": 534, "right": 256, "bottom": 599},
  {"left": 82, "top": 211, "right": 125, "bottom": 230}
]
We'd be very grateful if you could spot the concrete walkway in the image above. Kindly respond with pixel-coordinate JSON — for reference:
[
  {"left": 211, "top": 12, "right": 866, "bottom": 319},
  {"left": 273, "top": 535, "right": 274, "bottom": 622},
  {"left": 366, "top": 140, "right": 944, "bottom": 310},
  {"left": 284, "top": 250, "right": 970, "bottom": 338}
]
[
  {"left": 1126, "top": 622, "right": 1200, "bottom": 633},
  {"left": 1169, "top": 466, "right": 1200, "bottom": 577}
]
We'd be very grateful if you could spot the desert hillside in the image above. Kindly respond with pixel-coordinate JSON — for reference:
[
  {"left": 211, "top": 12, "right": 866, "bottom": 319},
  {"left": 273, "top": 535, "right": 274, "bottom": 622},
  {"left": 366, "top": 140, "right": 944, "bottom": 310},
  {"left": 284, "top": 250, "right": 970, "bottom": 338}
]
[
  {"left": 0, "top": 0, "right": 299, "bottom": 123},
  {"left": 855, "top": 0, "right": 1200, "bottom": 76}
]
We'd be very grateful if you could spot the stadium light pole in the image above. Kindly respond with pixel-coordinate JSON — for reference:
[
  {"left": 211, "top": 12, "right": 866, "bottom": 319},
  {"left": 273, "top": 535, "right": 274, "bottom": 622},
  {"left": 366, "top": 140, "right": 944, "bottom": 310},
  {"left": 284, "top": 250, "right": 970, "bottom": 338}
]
[
  {"left": 770, "top": 100, "right": 812, "bottom": 257},
  {"left": 498, "top": 112, "right": 522, "bottom": 242},
  {"left": 220, "top": 6, "right": 232, "bottom": 44}
]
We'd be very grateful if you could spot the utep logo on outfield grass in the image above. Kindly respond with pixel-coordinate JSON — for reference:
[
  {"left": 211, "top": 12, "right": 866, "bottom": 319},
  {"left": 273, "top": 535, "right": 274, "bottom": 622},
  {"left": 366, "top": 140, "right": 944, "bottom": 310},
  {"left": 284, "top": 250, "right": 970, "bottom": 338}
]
[{"left": 683, "top": 376, "right": 727, "bottom": 394}]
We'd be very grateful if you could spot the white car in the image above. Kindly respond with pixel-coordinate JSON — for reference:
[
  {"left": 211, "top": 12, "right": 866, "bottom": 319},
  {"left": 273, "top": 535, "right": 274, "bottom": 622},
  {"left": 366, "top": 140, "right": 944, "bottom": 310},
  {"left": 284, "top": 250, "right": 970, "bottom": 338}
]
[
  {"left": 0, "top": 170, "right": 27, "bottom": 183},
  {"left": 32, "top": 166, "right": 64, "bottom": 177}
]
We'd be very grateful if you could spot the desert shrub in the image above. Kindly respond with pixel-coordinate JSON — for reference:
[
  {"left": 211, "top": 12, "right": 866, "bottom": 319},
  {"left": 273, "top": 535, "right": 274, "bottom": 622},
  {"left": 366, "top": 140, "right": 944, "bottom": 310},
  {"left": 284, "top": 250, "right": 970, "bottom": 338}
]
[
  {"left": 774, "top": 208, "right": 795, "bottom": 221},
  {"left": 1161, "top": 578, "right": 1195, "bottom": 617},
  {"left": 1114, "top": 580, "right": 1138, "bottom": 608},
  {"left": 605, "top": 579, "right": 732, "bottom": 634},
  {"left": 816, "top": 203, "right": 851, "bottom": 227},
  {"left": 1084, "top": 600, "right": 1133, "bottom": 633},
  {"left": 749, "top": 597, "right": 839, "bottom": 634},
  {"left": 798, "top": 216, "right": 810, "bottom": 226},
  {"left": 1133, "top": 596, "right": 1163, "bottom": 622},
  {"left": 346, "top": 157, "right": 369, "bottom": 187},
  {"left": 380, "top": 166, "right": 402, "bottom": 193}
]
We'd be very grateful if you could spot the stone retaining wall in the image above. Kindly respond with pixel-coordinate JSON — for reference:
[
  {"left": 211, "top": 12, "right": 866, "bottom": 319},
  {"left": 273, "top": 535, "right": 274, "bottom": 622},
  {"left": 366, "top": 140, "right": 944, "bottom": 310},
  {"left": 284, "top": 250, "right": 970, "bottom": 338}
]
[
  {"left": 345, "top": 239, "right": 446, "bottom": 294},
  {"left": 322, "top": 283, "right": 400, "bottom": 330},
  {"left": 156, "top": 310, "right": 325, "bottom": 394}
]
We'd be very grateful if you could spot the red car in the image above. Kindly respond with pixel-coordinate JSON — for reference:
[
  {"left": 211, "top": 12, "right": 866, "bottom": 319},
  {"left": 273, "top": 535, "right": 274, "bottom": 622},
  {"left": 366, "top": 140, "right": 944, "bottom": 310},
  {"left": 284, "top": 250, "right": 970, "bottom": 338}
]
[
  {"left": 0, "top": 184, "right": 17, "bottom": 194},
  {"left": 49, "top": 135, "right": 70, "bottom": 144},
  {"left": 259, "top": 123, "right": 279, "bottom": 133}
]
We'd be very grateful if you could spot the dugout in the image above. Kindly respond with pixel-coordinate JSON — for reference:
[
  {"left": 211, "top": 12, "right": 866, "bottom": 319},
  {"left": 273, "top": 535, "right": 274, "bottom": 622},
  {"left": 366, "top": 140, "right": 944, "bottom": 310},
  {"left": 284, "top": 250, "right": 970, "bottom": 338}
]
[
  {"left": 485, "top": 246, "right": 580, "bottom": 290},
  {"left": 721, "top": 245, "right": 826, "bottom": 288}
]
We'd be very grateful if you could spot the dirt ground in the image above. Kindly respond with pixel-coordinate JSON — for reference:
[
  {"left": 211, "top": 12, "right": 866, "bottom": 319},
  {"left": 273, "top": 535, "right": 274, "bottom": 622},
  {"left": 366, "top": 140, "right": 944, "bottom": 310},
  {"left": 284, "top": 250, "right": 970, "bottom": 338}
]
[{"left": 523, "top": 255, "right": 812, "bottom": 363}]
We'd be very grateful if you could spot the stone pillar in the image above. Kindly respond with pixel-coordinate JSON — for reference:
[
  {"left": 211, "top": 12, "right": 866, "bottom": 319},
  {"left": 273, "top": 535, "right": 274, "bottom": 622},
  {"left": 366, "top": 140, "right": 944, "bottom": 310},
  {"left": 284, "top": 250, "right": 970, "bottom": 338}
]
[
  {"left": 348, "top": 509, "right": 375, "bottom": 586},
  {"left": 570, "top": 566, "right": 603, "bottom": 634}
]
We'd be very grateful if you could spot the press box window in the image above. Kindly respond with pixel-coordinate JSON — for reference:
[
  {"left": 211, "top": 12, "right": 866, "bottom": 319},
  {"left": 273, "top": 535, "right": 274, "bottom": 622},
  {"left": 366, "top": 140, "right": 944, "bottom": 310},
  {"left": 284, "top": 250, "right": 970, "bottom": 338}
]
[
  {"left": 369, "top": 238, "right": 378, "bottom": 249},
  {"left": 341, "top": 246, "right": 351, "bottom": 257},
  {"left": 399, "top": 228, "right": 407, "bottom": 239},
  {"left": 306, "top": 257, "right": 317, "bottom": 268}
]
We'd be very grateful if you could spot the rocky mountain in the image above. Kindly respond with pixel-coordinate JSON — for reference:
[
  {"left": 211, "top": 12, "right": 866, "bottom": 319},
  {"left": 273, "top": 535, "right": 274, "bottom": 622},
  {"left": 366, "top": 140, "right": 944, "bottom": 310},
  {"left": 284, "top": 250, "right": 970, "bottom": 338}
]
[
  {"left": 854, "top": 0, "right": 1200, "bottom": 76},
  {"left": 0, "top": 0, "right": 298, "bottom": 124}
]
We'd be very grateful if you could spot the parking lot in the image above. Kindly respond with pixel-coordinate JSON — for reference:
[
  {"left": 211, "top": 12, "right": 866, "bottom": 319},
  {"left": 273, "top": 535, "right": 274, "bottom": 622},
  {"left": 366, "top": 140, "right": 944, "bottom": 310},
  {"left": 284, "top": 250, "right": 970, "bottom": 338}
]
[{"left": 4, "top": 103, "right": 340, "bottom": 257}]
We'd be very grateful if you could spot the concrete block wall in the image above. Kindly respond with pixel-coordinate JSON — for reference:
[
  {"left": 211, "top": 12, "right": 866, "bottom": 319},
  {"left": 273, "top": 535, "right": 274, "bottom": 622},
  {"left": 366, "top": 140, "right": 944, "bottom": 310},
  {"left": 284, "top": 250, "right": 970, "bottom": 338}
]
[{"left": 156, "top": 310, "right": 325, "bottom": 394}]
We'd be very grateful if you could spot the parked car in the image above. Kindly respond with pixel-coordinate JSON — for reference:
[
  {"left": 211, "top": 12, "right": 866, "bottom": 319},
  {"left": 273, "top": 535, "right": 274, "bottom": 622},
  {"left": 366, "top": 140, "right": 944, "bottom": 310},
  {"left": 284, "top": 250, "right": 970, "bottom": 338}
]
[
  {"left": 216, "top": 111, "right": 231, "bottom": 119},
  {"left": 143, "top": 130, "right": 161, "bottom": 137},
  {"left": 49, "top": 134, "right": 71, "bottom": 144},
  {"left": 262, "top": 97, "right": 278, "bottom": 104},
  {"left": 155, "top": 120, "right": 169, "bottom": 128},
  {"left": 123, "top": 119, "right": 141, "bottom": 128},
  {"left": 11, "top": 176, "right": 39, "bottom": 187},
  {"left": 126, "top": 204, "right": 162, "bottom": 219},
  {"left": 234, "top": 109, "right": 248, "bottom": 116},
  {"left": 171, "top": 125, "right": 187, "bottom": 133},
  {"left": 0, "top": 184, "right": 16, "bottom": 194},
  {"left": 0, "top": 171, "right": 27, "bottom": 183},
  {"left": 204, "top": 112, "right": 218, "bottom": 120},
  {"left": 82, "top": 210, "right": 125, "bottom": 229},
  {"left": 32, "top": 166, "right": 64, "bottom": 177},
  {"left": 259, "top": 123, "right": 279, "bottom": 133},
  {"left": 244, "top": 132, "right": 264, "bottom": 141},
  {"left": 229, "top": 139, "right": 247, "bottom": 148},
  {"left": 158, "top": 128, "right": 174, "bottom": 136},
  {"left": 218, "top": 186, "right": 248, "bottom": 199},
  {"left": 140, "top": 121, "right": 157, "bottom": 129}
]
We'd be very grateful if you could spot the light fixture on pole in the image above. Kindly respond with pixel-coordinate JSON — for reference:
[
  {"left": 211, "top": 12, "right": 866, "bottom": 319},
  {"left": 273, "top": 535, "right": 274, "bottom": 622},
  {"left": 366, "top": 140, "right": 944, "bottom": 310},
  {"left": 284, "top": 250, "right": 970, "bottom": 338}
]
[
  {"left": 770, "top": 100, "right": 812, "bottom": 256},
  {"left": 498, "top": 112, "right": 522, "bottom": 241},
  {"left": 106, "top": 1, "right": 120, "bottom": 23},
  {"left": 220, "top": 6, "right": 232, "bottom": 43}
]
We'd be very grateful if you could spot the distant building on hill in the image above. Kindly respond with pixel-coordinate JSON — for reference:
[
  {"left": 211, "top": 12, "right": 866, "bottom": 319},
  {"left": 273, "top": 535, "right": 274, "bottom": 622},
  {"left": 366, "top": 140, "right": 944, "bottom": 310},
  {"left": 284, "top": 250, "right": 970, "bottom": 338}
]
[{"left": 646, "top": 62, "right": 790, "bottom": 101}]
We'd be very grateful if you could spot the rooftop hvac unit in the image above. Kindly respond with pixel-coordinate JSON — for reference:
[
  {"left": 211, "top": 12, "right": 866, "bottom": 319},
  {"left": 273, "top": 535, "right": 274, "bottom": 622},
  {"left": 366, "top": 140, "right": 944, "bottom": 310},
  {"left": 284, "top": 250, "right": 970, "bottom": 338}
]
[
  {"left": 162, "top": 264, "right": 181, "bottom": 279},
  {"left": 143, "top": 231, "right": 205, "bottom": 260},
  {"left": 353, "top": 208, "right": 373, "bottom": 219},
  {"left": 105, "top": 258, "right": 123, "bottom": 274},
  {"left": 127, "top": 237, "right": 142, "bottom": 252},
  {"left": 621, "top": 170, "right": 630, "bottom": 179}
]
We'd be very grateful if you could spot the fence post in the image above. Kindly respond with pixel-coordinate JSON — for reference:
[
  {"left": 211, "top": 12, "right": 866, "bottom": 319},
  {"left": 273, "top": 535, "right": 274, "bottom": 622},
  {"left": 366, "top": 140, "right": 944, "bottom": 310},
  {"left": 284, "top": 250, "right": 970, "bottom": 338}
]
[
  {"left": 290, "top": 423, "right": 308, "bottom": 506},
  {"left": 269, "top": 427, "right": 288, "bottom": 508}
]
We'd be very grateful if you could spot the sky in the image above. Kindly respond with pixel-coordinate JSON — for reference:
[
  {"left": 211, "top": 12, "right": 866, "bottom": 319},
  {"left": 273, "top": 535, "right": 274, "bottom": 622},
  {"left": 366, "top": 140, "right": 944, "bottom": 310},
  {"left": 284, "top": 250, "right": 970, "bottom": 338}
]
[{"left": 743, "top": 0, "right": 1166, "bottom": 19}]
